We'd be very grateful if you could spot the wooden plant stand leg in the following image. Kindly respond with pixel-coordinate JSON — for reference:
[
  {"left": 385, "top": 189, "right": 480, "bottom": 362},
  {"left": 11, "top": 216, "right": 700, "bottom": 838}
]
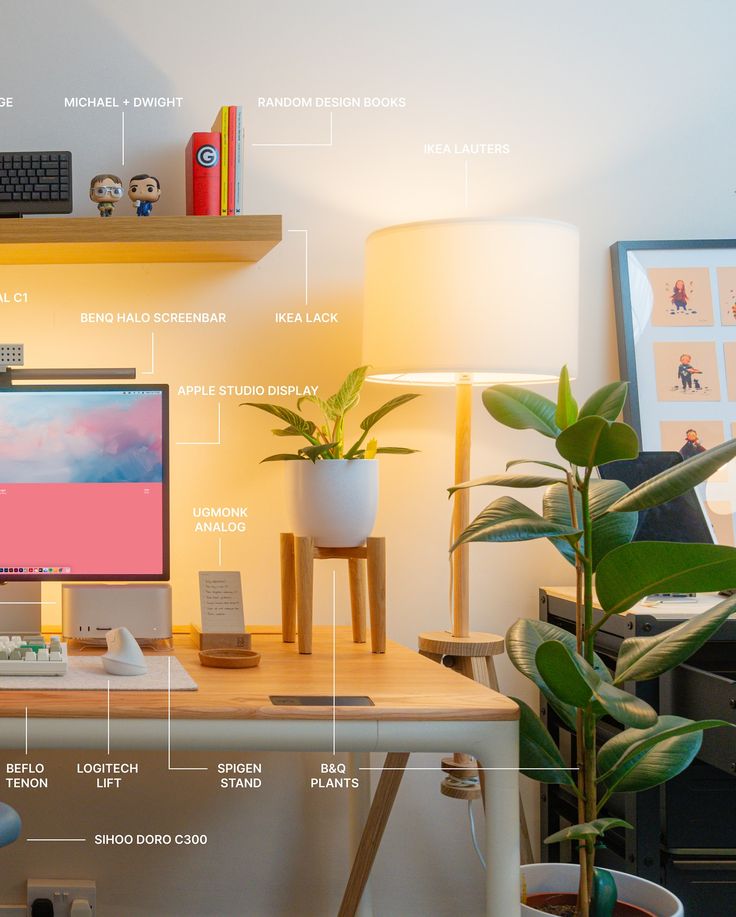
[
  {"left": 348, "top": 557, "right": 367, "bottom": 644},
  {"left": 279, "top": 533, "right": 296, "bottom": 643},
  {"left": 418, "top": 630, "right": 534, "bottom": 866},
  {"left": 338, "top": 752, "right": 410, "bottom": 917},
  {"left": 295, "top": 536, "right": 314, "bottom": 654},
  {"left": 366, "top": 537, "right": 386, "bottom": 654}
]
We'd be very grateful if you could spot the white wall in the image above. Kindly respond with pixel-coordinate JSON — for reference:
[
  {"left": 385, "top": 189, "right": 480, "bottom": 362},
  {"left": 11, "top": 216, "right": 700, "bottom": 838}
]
[{"left": 1, "top": 1, "right": 735, "bottom": 914}]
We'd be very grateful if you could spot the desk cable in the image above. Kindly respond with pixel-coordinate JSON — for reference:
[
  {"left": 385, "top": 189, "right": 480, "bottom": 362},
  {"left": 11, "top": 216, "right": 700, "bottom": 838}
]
[
  {"left": 467, "top": 799, "right": 487, "bottom": 870},
  {"left": 448, "top": 514, "right": 488, "bottom": 872}
]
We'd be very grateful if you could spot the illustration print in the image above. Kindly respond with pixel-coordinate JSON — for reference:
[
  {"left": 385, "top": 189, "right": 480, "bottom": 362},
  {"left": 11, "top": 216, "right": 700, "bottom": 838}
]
[
  {"left": 722, "top": 341, "right": 736, "bottom": 401},
  {"left": 648, "top": 267, "right": 713, "bottom": 326},
  {"left": 660, "top": 420, "right": 732, "bottom": 544},
  {"left": 653, "top": 341, "right": 721, "bottom": 401},
  {"left": 716, "top": 267, "right": 736, "bottom": 325}
]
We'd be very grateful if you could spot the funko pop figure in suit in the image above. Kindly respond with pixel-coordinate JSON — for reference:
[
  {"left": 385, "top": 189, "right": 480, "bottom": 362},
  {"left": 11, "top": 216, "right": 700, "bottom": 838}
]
[
  {"left": 128, "top": 174, "right": 161, "bottom": 216},
  {"left": 89, "top": 174, "right": 123, "bottom": 217}
]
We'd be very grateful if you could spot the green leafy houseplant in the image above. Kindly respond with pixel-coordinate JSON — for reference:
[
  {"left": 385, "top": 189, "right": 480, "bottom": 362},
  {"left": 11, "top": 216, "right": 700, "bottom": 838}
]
[
  {"left": 450, "top": 367, "right": 736, "bottom": 917},
  {"left": 242, "top": 365, "right": 419, "bottom": 461}
]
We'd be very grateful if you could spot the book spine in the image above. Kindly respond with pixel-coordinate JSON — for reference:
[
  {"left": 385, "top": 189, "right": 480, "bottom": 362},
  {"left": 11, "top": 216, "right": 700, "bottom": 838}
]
[
  {"left": 227, "top": 105, "right": 237, "bottom": 216},
  {"left": 185, "top": 132, "right": 221, "bottom": 216},
  {"left": 234, "top": 107, "right": 244, "bottom": 215},
  {"left": 211, "top": 107, "right": 228, "bottom": 216}
]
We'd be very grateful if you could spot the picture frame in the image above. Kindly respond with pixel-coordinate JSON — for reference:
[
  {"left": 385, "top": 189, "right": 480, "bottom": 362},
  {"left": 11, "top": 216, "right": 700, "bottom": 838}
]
[{"left": 611, "top": 239, "right": 736, "bottom": 545}]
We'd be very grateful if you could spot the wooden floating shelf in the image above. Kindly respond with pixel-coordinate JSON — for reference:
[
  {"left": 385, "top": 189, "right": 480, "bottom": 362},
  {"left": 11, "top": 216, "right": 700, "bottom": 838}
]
[{"left": 0, "top": 215, "right": 282, "bottom": 265}]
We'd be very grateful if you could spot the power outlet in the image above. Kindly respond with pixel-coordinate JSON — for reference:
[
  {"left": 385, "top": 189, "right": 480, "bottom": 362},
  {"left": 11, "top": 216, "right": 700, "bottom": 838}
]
[
  {"left": 0, "top": 344, "right": 24, "bottom": 370},
  {"left": 27, "top": 880, "right": 96, "bottom": 916}
]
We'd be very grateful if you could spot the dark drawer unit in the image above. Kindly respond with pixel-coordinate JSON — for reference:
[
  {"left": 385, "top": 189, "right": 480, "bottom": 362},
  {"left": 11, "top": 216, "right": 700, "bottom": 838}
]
[
  {"left": 539, "top": 588, "right": 736, "bottom": 913},
  {"left": 664, "top": 856, "right": 736, "bottom": 916},
  {"left": 667, "top": 658, "right": 736, "bottom": 774}
]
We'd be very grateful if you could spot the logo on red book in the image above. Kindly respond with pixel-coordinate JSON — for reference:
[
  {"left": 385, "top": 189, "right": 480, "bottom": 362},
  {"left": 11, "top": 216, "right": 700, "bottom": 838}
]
[{"left": 196, "top": 144, "right": 219, "bottom": 168}]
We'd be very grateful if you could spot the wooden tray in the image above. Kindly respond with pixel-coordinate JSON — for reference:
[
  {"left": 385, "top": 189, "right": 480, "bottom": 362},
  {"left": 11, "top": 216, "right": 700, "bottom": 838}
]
[{"left": 198, "top": 649, "right": 261, "bottom": 669}]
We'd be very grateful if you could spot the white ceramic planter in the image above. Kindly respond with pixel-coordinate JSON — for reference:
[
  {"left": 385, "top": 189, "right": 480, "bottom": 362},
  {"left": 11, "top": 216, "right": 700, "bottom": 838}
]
[
  {"left": 521, "top": 863, "right": 683, "bottom": 917},
  {"left": 287, "top": 459, "right": 379, "bottom": 547}
]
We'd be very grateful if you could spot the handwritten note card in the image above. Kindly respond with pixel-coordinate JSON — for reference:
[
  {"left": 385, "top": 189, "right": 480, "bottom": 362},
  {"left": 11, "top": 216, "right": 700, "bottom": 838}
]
[{"left": 198, "top": 571, "right": 245, "bottom": 633}]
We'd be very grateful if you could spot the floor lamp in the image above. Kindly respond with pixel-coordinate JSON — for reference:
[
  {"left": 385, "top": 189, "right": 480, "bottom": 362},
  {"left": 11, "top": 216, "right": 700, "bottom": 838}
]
[{"left": 363, "top": 218, "right": 579, "bottom": 802}]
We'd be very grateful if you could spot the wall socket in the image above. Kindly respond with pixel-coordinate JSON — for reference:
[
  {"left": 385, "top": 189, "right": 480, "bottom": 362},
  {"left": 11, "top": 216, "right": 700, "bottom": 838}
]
[
  {"left": 0, "top": 344, "right": 24, "bottom": 370},
  {"left": 27, "top": 880, "right": 96, "bottom": 916}
]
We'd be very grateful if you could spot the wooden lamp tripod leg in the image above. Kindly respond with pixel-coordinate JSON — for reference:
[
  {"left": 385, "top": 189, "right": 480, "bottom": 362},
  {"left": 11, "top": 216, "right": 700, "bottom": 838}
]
[{"left": 338, "top": 752, "right": 410, "bottom": 917}]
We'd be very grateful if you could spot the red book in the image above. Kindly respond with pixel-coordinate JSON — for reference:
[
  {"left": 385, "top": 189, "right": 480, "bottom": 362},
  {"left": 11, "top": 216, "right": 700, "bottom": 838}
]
[
  {"left": 227, "top": 105, "right": 237, "bottom": 216},
  {"left": 185, "top": 132, "right": 221, "bottom": 216}
]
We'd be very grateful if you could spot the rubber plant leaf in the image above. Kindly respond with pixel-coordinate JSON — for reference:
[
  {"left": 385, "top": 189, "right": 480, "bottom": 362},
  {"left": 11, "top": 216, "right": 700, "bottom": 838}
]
[
  {"left": 450, "top": 496, "right": 581, "bottom": 552},
  {"left": 609, "top": 437, "right": 736, "bottom": 512},
  {"left": 482, "top": 385, "right": 560, "bottom": 438},
  {"left": 596, "top": 542, "right": 736, "bottom": 617},
  {"left": 578, "top": 381, "right": 628, "bottom": 422},
  {"left": 543, "top": 480, "right": 638, "bottom": 570},
  {"left": 511, "top": 697, "right": 577, "bottom": 788},
  {"left": 555, "top": 364, "right": 578, "bottom": 430},
  {"left": 613, "top": 592, "right": 736, "bottom": 683},
  {"left": 556, "top": 416, "right": 638, "bottom": 468},
  {"left": 449, "top": 474, "right": 567, "bottom": 495}
]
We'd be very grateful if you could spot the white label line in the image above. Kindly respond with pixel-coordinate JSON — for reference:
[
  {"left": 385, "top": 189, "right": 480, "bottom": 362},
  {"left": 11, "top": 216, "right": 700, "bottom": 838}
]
[
  {"left": 359, "top": 766, "right": 579, "bottom": 772},
  {"left": 176, "top": 402, "right": 222, "bottom": 446},
  {"left": 332, "top": 569, "right": 336, "bottom": 756},
  {"left": 168, "top": 656, "right": 208, "bottom": 772},
  {"left": 121, "top": 111, "right": 125, "bottom": 166},
  {"left": 107, "top": 681, "right": 110, "bottom": 755},
  {"left": 286, "top": 228, "right": 309, "bottom": 305},
  {"left": 252, "top": 111, "right": 333, "bottom": 148},
  {"left": 141, "top": 332, "right": 155, "bottom": 375},
  {"left": 24, "top": 707, "right": 28, "bottom": 755},
  {"left": 27, "top": 838, "right": 87, "bottom": 843}
]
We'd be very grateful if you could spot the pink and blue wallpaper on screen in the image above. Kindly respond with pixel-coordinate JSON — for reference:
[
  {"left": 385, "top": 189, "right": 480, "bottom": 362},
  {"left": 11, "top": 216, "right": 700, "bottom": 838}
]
[{"left": 0, "top": 390, "right": 164, "bottom": 576}]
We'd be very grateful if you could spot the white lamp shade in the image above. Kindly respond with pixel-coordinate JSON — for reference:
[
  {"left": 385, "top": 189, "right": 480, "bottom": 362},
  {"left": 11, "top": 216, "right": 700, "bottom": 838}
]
[{"left": 363, "top": 218, "right": 579, "bottom": 385}]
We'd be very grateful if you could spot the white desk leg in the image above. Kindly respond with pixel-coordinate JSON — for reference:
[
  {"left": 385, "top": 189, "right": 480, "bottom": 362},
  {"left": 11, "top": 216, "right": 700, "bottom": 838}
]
[
  {"left": 347, "top": 752, "right": 374, "bottom": 917},
  {"left": 477, "top": 720, "right": 521, "bottom": 917}
]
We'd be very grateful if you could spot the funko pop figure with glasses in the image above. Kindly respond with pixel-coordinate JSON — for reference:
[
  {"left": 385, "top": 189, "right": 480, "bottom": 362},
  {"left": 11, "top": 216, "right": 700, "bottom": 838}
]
[
  {"left": 89, "top": 174, "right": 124, "bottom": 217},
  {"left": 128, "top": 174, "right": 161, "bottom": 216}
]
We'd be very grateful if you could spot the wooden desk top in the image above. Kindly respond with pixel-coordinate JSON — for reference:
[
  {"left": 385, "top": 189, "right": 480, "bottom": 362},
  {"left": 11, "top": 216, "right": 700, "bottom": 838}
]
[{"left": 0, "top": 628, "right": 518, "bottom": 723}]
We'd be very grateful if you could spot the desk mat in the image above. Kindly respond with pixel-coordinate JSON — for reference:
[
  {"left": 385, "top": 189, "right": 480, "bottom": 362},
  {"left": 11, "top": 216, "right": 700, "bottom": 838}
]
[{"left": 0, "top": 656, "right": 197, "bottom": 691}]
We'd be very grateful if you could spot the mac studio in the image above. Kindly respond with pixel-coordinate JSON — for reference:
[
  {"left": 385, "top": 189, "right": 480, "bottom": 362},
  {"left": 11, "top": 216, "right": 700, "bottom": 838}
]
[{"left": 1, "top": 2, "right": 736, "bottom": 917}]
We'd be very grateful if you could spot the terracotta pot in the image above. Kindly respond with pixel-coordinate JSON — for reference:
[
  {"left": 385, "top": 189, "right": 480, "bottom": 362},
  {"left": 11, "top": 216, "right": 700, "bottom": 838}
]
[
  {"left": 287, "top": 459, "right": 379, "bottom": 547},
  {"left": 521, "top": 864, "right": 683, "bottom": 917}
]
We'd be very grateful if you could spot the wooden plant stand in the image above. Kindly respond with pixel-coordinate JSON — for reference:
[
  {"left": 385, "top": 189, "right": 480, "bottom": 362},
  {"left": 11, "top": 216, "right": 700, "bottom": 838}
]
[{"left": 280, "top": 533, "right": 386, "bottom": 654}]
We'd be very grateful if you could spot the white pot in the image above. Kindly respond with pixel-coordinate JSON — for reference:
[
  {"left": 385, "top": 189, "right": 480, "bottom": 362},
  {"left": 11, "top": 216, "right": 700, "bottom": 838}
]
[
  {"left": 287, "top": 459, "right": 379, "bottom": 547},
  {"left": 521, "top": 863, "right": 683, "bottom": 917}
]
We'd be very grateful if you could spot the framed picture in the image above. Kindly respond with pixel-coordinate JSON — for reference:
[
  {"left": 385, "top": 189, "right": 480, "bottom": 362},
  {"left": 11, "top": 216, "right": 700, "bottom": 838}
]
[{"left": 611, "top": 239, "right": 736, "bottom": 545}]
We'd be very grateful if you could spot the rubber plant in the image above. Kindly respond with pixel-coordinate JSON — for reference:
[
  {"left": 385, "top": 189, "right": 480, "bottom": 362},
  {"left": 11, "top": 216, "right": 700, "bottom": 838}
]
[
  {"left": 450, "top": 367, "right": 736, "bottom": 917},
  {"left": 243, "top": 365, "right": 419, "bottom": 461}
]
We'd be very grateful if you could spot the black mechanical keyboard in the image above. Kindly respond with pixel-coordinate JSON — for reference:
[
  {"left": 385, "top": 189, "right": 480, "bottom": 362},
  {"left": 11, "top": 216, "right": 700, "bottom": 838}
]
[{"left": 0, "top": 151, "right": 72, "bottom": 216}]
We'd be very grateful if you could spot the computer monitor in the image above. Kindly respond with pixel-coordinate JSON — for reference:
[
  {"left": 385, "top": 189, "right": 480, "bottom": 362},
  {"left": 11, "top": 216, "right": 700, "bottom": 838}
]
[{"left": 0, "top": 384, "right": 169, "bottom": 580}]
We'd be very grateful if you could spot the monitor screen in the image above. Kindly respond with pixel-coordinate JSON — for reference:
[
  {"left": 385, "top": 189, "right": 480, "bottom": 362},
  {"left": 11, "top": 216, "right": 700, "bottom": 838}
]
[{"left": 0, "top": 385, "right": 169, "bottom": 580}]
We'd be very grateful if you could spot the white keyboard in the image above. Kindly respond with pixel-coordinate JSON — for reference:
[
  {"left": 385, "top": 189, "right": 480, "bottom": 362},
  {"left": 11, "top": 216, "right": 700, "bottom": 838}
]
[{"left": 0, "top": 636, "right": 68, "bottom": 676}]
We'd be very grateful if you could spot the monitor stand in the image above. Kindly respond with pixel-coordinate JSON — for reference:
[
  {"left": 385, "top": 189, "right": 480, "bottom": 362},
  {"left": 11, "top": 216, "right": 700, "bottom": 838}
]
[{"left": 0, "top": 582, "right": 43, "bottom": 634}]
